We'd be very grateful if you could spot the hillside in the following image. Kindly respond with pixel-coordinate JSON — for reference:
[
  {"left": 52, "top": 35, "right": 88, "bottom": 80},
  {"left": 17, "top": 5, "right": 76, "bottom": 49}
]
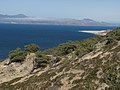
[{"left": 0, "top": 28, "right": 120, "bottom": 90}]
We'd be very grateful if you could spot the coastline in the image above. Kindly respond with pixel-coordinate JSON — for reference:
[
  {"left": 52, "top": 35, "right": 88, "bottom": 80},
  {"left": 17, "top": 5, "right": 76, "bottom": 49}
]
[{"left": 79, "top": 30, "right": 112, "bottom": 36}]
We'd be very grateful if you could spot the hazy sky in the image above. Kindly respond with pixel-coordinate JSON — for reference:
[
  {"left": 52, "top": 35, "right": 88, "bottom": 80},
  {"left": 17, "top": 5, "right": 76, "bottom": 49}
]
[{"left": 0, "top": 0, "right": 120, "bottom": 23}]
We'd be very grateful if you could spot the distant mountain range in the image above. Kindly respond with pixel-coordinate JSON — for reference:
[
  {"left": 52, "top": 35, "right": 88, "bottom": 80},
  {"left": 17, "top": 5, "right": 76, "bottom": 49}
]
[
  {"left": 0, "top": 14, "right": 116, "bottom": 26},
  {"left": 0, "top": 14, "right": 28, "bottom": 18}
]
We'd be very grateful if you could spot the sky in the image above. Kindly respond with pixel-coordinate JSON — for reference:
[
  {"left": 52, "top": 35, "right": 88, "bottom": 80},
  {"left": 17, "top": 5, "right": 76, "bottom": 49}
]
[{"left": 0, "top": 0, "right": 120, "bottom": 23}]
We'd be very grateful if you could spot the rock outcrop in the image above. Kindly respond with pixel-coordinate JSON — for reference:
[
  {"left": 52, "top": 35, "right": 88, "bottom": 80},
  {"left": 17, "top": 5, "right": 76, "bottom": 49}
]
[{"left": 0, "top": 53, "right": 36, "bottom": 84}]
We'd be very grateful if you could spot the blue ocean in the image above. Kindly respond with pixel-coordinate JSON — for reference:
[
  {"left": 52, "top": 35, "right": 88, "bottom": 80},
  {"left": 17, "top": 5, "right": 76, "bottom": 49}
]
[{"left": 0, "top": 24, "right": 116, "bottom": 59}]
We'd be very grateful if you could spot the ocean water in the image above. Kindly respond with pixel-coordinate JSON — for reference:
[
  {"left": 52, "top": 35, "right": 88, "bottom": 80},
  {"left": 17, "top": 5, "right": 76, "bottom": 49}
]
[{"left": 0, "top": 24, "right": 116, "bottom": 59}]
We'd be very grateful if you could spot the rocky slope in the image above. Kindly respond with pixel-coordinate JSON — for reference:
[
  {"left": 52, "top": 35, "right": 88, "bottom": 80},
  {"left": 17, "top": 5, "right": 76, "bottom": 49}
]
[
  {"left": 0, "top": 28, "right": 120, "bottom": 90},
  {"left": 0, "top": 53, "right": 36, "bottom": 84}
]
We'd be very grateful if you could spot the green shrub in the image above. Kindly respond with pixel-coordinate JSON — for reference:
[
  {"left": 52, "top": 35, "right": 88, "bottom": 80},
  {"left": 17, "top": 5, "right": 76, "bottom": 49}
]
[
  {"left": 58, "top": 44, "right": 77, "bottom": 55},
  {"left": 9, "top": 48, "right": 25, "bottom": 62},
  {"left": 35, "top": 51, "right": 48, "bottom": 68},
  {"left": 44, "top": 36, "right": 102, "bottom": 56},
  {"left": 103, "top": 63, "right": 120, "bottom": 90},
  {"left": 106, "top": 28, "right": 120, "bottom": 40},
  {"left": 24, "top": 44, "right": 39, "bottom": 53}
]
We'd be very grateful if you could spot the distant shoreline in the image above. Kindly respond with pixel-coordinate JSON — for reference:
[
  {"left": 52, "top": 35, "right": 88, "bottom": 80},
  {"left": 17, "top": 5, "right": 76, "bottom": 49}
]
[{"left": 79, "top": 30, "right": 112, "bottom": 36}]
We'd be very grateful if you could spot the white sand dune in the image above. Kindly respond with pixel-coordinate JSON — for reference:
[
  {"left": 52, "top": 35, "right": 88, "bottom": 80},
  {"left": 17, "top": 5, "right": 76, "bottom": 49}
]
[{"left": 79, "top": 30, "right": 111, "bottom": 36}]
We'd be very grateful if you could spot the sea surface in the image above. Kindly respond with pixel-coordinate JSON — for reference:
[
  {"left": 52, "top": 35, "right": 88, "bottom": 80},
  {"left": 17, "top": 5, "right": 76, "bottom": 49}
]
[{"left": 0, "top": 24, "right": 117, "bottom": 59}]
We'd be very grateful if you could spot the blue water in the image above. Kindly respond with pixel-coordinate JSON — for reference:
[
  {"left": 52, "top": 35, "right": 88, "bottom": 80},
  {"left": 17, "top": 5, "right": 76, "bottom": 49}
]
[{"left": 0, "top": 24, "right": 116, "bottom": 59}]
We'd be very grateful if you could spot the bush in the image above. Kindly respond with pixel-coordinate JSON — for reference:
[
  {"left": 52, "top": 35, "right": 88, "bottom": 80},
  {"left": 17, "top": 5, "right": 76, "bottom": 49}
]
[
  {"left": 106, "top": 28, "right": 120, "bottom": 40},
  {"left": 104, "top": 63, "right": 120, "bottom": 90},
  {"left": 58, "top": 44, "right": 77, "bottom": 55},
  {"left": 44, "top": 36, "right": 102, "bottom": 56},
  {"left": 24, "top": 44, "right": 40, "bottom": 53},
  {"left": 9, "top": 48, "right": 25, "bottom": 62},
  {"left": 35, "top": 51, "right": 48, "bottom": 68}
]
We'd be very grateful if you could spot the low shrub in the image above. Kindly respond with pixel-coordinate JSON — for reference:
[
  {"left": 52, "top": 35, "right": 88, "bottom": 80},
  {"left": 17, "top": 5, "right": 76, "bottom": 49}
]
[{"left": 9, "top": 48, "right": 25, "bottom": 62}]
